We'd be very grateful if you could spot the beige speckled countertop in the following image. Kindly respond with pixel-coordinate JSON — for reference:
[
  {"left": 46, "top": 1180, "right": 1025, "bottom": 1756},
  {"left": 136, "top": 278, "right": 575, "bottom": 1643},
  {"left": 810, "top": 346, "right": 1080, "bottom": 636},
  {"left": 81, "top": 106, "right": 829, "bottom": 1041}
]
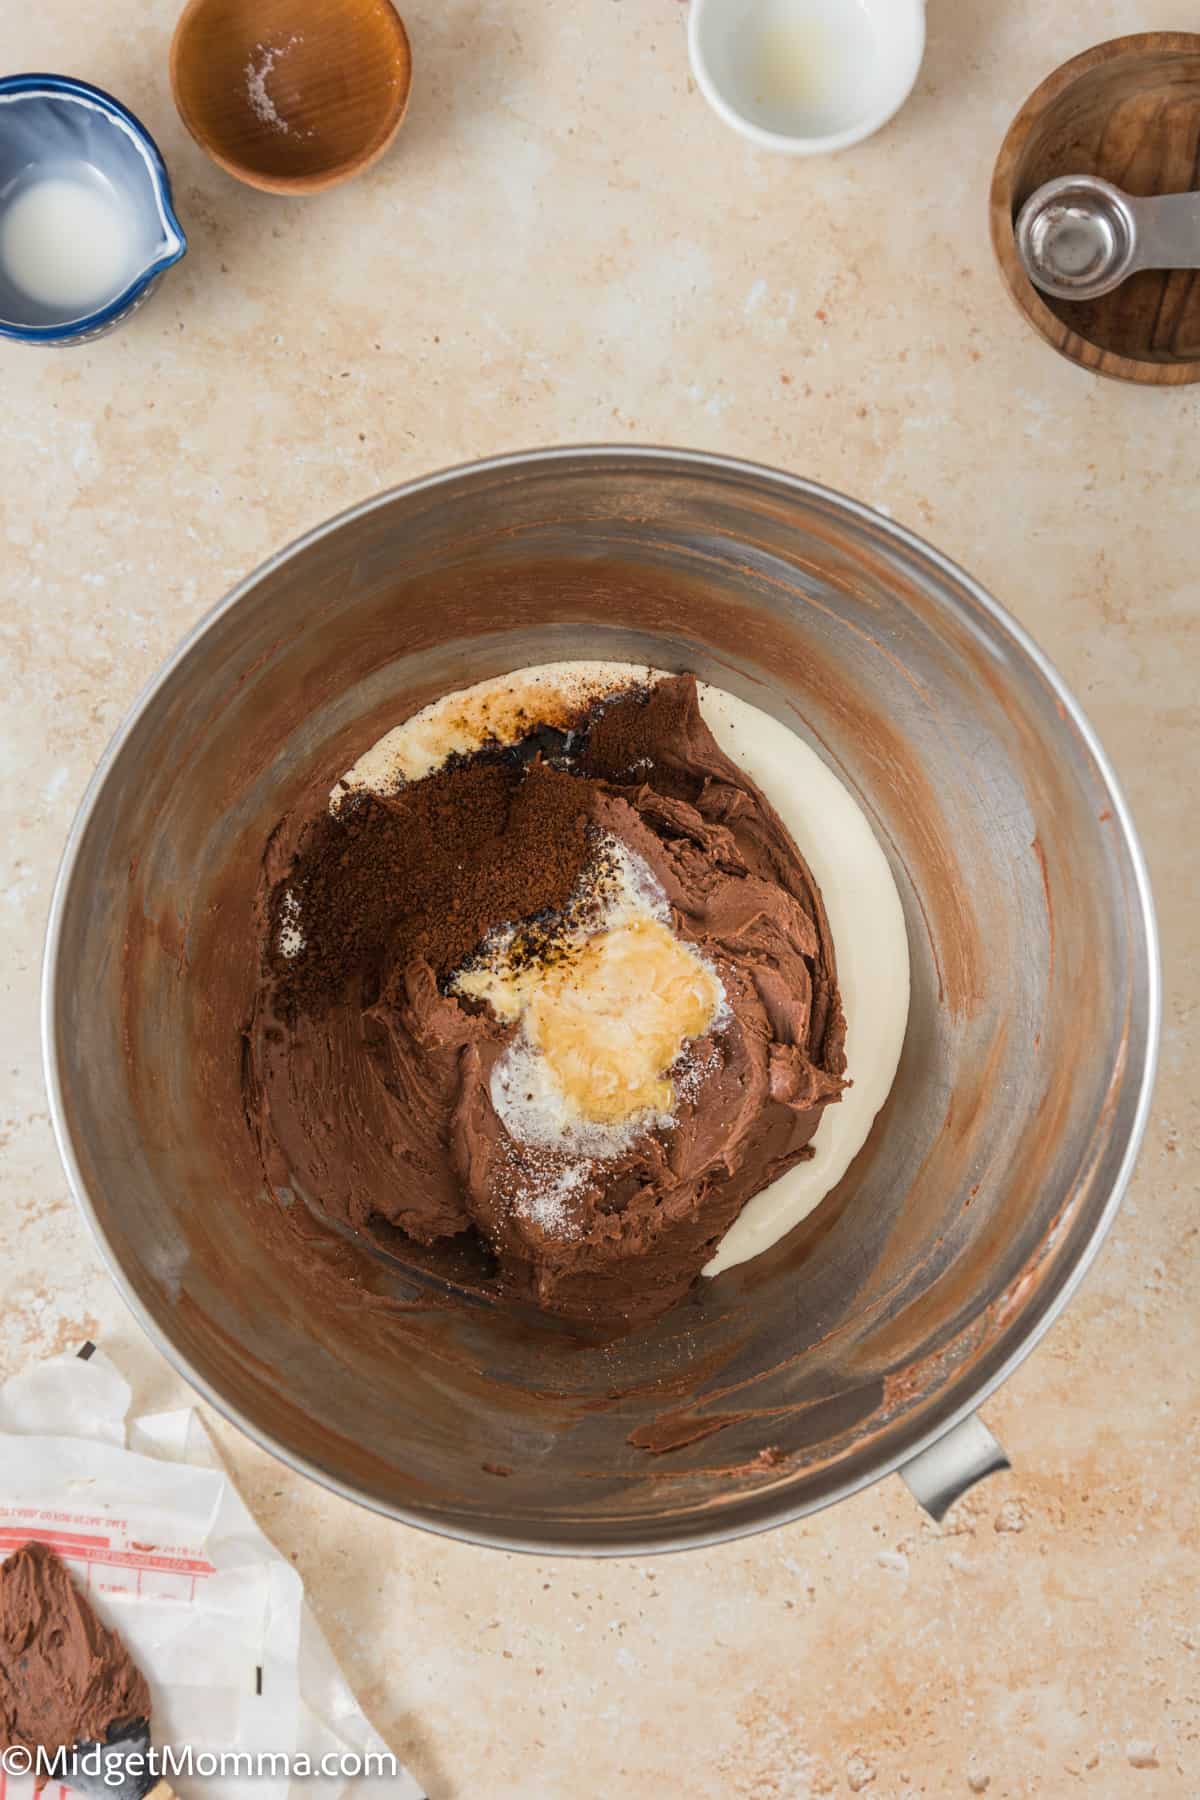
[{"left": 2, "top": 1, "right": 1197, "bottom": 1794}]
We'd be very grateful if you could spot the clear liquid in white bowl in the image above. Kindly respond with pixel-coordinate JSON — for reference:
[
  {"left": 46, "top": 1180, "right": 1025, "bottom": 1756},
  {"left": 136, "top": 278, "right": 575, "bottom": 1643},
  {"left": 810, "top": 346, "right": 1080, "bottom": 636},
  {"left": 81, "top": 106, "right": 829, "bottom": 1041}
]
[
  {"left": 707, "top": 0, "right": 901, "bottom": 141},
  {"left": 746, "top": 0, "right": 879, "bottom": 135}
]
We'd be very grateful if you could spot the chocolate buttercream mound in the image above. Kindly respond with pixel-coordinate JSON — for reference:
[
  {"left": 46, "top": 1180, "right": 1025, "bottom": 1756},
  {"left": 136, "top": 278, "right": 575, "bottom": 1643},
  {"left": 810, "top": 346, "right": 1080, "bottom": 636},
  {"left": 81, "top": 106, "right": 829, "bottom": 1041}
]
[
  {"left": 246, "top": 675, "right": 847, "bottom": 1329},
  {"left": 0, "top": 1541, "right": 150, "bottom": 1765}
]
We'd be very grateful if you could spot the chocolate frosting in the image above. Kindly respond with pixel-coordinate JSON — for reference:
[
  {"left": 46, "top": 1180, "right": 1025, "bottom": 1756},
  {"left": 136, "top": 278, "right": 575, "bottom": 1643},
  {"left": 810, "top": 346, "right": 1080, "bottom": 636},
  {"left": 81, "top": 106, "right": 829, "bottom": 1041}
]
[
  {"left": 245, "top": 675, "right": 847, "bottom": 1329},
  {"left": 0, "top": 1541, "right": 150, "bottom": 1763}
]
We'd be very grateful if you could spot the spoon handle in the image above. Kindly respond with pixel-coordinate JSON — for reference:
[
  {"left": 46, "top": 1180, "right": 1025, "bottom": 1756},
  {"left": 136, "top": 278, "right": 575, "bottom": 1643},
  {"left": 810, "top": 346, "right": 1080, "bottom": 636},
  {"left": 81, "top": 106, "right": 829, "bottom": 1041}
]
[{"left": 1128, "top": 190, "right": 1200, "bottom": 272}]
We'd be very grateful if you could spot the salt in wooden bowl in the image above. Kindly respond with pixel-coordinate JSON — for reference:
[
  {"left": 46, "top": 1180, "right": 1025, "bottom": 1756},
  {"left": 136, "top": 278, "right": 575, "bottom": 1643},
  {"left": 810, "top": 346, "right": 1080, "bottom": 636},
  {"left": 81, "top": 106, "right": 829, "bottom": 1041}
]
[{"left": 170, "top": 0, "right": 412, "bottom": 196}]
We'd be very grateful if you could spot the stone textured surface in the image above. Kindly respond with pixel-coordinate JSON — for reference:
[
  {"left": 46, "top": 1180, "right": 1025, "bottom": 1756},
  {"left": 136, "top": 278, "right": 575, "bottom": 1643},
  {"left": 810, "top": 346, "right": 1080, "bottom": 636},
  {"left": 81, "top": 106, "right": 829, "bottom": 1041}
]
[{"left": 1, "top": 1, "right": 1197, "bottom": 1794}]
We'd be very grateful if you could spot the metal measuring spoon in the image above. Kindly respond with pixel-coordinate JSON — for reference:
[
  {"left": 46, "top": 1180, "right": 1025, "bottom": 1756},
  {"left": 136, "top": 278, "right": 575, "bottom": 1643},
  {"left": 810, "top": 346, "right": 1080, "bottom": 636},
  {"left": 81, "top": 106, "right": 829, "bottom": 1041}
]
[{"left": 1016, "top": 174, "right": 1200, "bottom": 302}]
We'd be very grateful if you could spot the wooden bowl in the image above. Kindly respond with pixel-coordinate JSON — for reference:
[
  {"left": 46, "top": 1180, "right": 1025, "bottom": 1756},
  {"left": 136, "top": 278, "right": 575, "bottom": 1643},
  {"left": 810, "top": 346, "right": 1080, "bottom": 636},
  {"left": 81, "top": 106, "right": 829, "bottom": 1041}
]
[
  {"left": 170, "top": 0, "right": 411, "bottom": 196},
  {"left": 991, "top": 33, "right": 1200, "bottom": 384}
]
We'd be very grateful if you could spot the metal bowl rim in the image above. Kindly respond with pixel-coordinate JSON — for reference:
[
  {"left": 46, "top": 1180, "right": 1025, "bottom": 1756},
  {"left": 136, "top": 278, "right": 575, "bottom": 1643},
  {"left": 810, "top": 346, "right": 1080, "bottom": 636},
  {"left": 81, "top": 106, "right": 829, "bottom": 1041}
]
[{"left": 40, "top": 444, "right": 1162, "bottom": 1556}]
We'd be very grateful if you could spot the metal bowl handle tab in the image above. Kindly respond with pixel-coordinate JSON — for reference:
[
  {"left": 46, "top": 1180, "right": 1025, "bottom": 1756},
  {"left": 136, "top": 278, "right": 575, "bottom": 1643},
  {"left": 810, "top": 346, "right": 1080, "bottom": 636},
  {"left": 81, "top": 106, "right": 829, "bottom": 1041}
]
[{"left": 899, "top": 1413, "right": 1010, "bottom": 1521}]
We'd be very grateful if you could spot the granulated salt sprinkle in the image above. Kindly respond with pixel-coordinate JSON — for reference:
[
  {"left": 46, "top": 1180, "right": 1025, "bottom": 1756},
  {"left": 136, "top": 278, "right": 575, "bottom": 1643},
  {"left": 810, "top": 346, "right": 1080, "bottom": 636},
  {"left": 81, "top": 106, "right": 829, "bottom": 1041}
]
[
  {"left": 495, "top": 1142, "right": 593, "bottom": 1239},
  {"left": 670, "top": 1036, "right": 721, "bottom": 1106},
  {"left": 245, "top": 37, "right": 301, "bottom": 134},
  {"left": 277, "top": 890, "right": 304, "bottom": 959}
]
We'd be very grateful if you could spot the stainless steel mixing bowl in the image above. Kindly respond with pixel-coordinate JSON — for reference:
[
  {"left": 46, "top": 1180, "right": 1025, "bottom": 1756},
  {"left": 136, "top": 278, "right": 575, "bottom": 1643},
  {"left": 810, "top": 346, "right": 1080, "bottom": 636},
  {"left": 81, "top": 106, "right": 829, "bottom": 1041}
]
[{"left": 43, "top": 448, "right": 1159, "bottom": 1553}]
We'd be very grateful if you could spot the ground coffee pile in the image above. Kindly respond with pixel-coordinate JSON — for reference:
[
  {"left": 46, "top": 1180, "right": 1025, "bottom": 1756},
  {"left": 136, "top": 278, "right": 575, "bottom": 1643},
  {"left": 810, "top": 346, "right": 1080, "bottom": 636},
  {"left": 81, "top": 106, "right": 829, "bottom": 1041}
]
[{"left": 271, "top": 757, "right": 597, "bottom": 1019}]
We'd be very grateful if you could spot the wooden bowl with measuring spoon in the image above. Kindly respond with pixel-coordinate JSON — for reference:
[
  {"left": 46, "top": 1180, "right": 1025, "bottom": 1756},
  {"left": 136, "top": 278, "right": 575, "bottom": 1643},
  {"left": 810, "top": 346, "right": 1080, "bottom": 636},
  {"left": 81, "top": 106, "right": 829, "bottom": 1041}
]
[
  {"left": 170, "top": 0, "right": 411, "bottom": 196},
  {"left": 991, "top": 31, "right": 1200, "bottom": 384}
]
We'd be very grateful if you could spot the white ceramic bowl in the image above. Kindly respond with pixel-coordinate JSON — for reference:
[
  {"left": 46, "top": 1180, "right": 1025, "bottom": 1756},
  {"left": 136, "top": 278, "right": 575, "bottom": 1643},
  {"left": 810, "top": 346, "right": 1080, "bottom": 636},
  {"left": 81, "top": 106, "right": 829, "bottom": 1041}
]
[{"left": 688, "top": 0, "right": 925, "bottom": 156}]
